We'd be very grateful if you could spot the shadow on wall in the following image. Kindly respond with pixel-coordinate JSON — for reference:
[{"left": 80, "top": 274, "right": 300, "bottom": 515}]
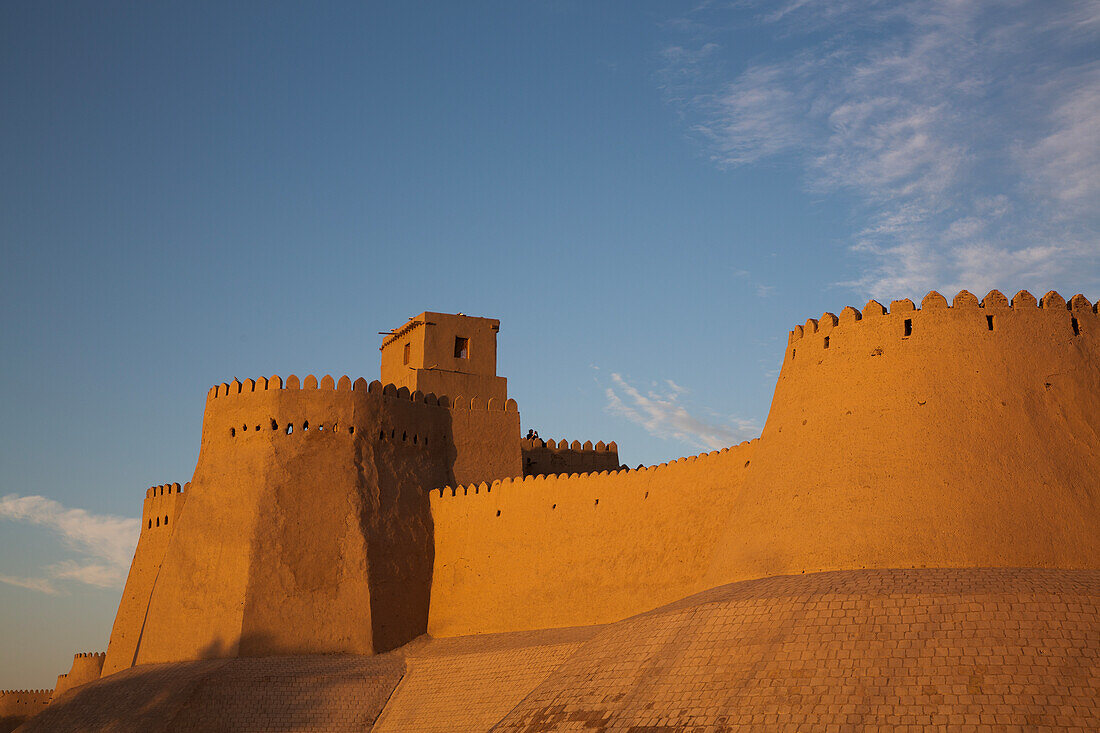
[
  {"left": 23, "top": 631, "right": 407, "bottom": 733},
  {"left": 362, "top": 407, "right": 449, "bottom": 654}
]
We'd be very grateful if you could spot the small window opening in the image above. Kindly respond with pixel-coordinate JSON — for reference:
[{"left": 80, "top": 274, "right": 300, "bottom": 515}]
[
  {"left": 242, "top": 424, "right": 248, "bottom": 432},
  {"left": 286, "top": 423, "right": 294, "bottom": 435},
  {"left": 230, "top": 427, "right": 236, "bottom": 437},
  {"left": 903, "top": 319, "right": 913, "bottom": 337},
  {"left": 552, "top": 503, "right": 557, "bottom": 510},
  {"left": 148, "top": 519, "right": 152, "bottom": 529},
  {"left": 594, "top": 498, "right": 599, "bottom": 506},
  {"left": 644, "top": 491, "right": 649, "bottom": 499},
  {"left": 823, "top": 336, "right": 830, "bottom": 349},
  {"left": 255, "top": 425, "right": 260, "bottom": 432},
  {"left": 302, "top": 421, "right": 309, "bottom": 430},
  {"left": 987, "top": 315, "right": 995, "bottom": 331},
  {"left": 379, "top": 429, "right": 385, "bottom": 440},
  {"left": 349, "top": 426, "right": 355, "bottom": 435},
  {"left": 791, "top": 348, "right": 796, "bottom": 360},
  {"left": 391, "top": 429, "right": 395, "bottom": 438},
  {"left": 318, "top": 424, "right": 324, "bottom": 432},
  {"left": 423, "top": 436, "right": 428, "bottom": 446},
  {"left": 413, "top": 434, "right": 418, "bottom": 444},
  {"left": 156, "top": 517, "right": 160, "bottom": 527},
  {"left": 496, "top": 510, "right": 501, "bottom": 517},
  {"left": 402, "top": 431, "right": 407, "bottom": 441},
  {"left": 454, "top": 336, "right": 469, "bottom": 359},
  {"left": 271, "top": 419, "right": 278, "bottom": 430},
  {"left": 164, "top": 515, "right": 168, "bottom": 526},
  {"left": 403, "top": 342, "right": 411, "bottom": 366},
  {"left": 1072, "top": 317, "right": 1080, "bottom": 336}
]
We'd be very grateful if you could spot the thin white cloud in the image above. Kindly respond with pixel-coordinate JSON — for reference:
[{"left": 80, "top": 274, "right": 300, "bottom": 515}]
[
  {"left": 0, "top": 494, "right": 139, "bottom": 593},
  {"left": 662, "top": 0, "right": 1100, "bottom": 300},
  {"left": 0, "top": 573, "right": 60, "bottom": 596},
  {"left": 605, "top": 373, "right": 759, "bottom": 450}
]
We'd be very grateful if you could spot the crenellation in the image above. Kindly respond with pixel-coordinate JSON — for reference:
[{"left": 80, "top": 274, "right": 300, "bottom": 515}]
[
  {"left": 1041, "top": 290, "right": 1066, "bottom": 309},
  {"left": 1012, "top": 289, "right": 1037, "bottom": 308},
  {"left": 16, "top": 302, "right": 1094, "bottom": 722}
]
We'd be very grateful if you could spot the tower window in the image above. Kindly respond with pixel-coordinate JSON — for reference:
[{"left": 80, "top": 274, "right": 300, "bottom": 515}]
[
  {"left": 403, "top": 342, "right": 410, "bottom": 365},
  {"left": 823, "top": 336, "right": 830, "bottom": 349},
  {"left": 987, "top": 315, "right": 995, "bottom": 331},
  {"left": 904, "top": 319, "right": 913, "bottom": 337},
  {"left": 454, "top": 336, "right": 469, "bottom": 359}
]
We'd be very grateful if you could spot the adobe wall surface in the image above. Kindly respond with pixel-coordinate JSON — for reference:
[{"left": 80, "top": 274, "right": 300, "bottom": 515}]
[
  {"left": 0, "top": 690, "right": 50, "bottom": 733},
  {"left": 428, "top": 441, "right": 756, "bottom": 637},
  {"left": 429, "top": 290, "right": 1099, "bottom": 638},
  {"left": 495, "top": 568, "right": 1100, "bottom": 731},
  {"left": 706, "top": 290, "right": 1100, "bottom": 586},
  {"left": 520, "top": 438, "right": 621, "bottom": 477},
  {"left": 52, "top": 652, "right": 105, "bottom": 701},
  {"left": 108, "top": 376, "right": 520, "bottom": 671},
  {"left": 380, "top": 312, "right": 507, "bottom": 403},
  {"left": 102, "top": 485, "right": 187, "bottom": 675}
]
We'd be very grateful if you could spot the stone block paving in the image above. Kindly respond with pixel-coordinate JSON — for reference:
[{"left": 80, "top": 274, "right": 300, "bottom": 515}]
[
  {"left": 374, "top": 626, "right": 600, "bottom": 732},
  {"left": 492, "top": 568, "right": 1100, "bottom": 732},
  {"left": 20, "top": 653, "right": 403, "bottom": 733}
]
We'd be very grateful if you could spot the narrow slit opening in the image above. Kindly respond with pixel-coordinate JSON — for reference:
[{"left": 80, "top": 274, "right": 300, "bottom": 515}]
[
  {"left": 903, "top": 319, "right": 913, "bottom": 337},
  {"left": 823, "top": 336, "right": 830, "bottom": 349},
  {"left": 1072, "top": 316, "right": 1080, "bottom": 336},
  {"left": 286, "top": 424, "right": 294, "bottom": 435},
  {"left": 987, "top": 315, "right": 994, "bottom": 331}
]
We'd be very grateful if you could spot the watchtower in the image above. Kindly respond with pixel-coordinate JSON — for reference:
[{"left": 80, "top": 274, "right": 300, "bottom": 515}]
[{"left": 379, "top": 312, "right": 508, "bottom": 404}]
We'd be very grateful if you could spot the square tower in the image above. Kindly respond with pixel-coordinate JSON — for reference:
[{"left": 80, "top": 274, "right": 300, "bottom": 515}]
[{"left": 380, "top": 312, "right": 507, "bottom": 404}]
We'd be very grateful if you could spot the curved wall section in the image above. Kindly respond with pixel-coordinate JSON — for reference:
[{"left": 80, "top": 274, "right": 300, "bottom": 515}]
[{"left": 706, "top": 291, "right": 1100, "bottom": 586}]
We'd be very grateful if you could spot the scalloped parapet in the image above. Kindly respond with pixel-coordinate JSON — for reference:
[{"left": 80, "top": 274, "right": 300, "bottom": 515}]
[
  {"left": 207, "top": 374, "right": 515, "bottom": 413},
  {"left": 0, "top": 688, "right": 51, "bottom": 725},
  {"left": 785, "top": 289, "right": 1095, "bottom": 360},
  {"left": 520, "top": 436, "right": 622, "bottom": 477}
]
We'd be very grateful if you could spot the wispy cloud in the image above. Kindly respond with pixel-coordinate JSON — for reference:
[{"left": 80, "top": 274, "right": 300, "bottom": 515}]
[
  {"left": 0, "top": 494, "right": 140, "bottom": 593},
  {"left": 0, "top": 573, "right": 60, "bottom": 596},
  {"left": 661, "top": 0, "right": 1100, "bottom": 299},
  {"left": 605, "top": 373, "right": 758, "bottom": 450}
]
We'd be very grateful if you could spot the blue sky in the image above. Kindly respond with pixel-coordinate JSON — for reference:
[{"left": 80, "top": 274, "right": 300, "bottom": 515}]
[{"left": 1, "top": 1, "right": 1097, "bottom": 687}]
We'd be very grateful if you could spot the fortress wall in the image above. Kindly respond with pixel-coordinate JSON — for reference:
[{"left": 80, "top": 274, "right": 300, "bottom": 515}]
[
  {"left": 520, "top": 438, "right": 621, "bottom": 477},
  {"left": 102, "top": 484, "right": 187, "bottom": 676},
  {"left": 428, "top": 441, "right": 756, "bottom": 637},
  {"left": 0, "top": 690, "right": 51, "bottom": 733},
  {"left": 706, "top": 290, "right": 1100, "bottom": 586},
  {"left": 119, "top": 376, "right": 521, "bottom": 669},
  {"left": 52, "top": 653, "right": 105, "bottom": 701}
]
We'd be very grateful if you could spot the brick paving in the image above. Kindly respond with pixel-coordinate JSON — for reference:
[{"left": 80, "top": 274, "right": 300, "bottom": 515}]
[
  {"left": 375, "top": 626, "right": 600, "bottom": 732},
  {"left": 493, "top": 568, "right": 1100, "bottom": 732}
]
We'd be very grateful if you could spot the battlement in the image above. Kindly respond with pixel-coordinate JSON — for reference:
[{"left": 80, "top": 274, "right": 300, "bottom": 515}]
[
  {"left": 520, "top": 437, "right": 621, "bottom": 477},
  {"left": 142, "top": 482, "right": 187, "bottom": 532},
  {"left": 786, "top": 289, "right": 1097, "bottom": 358},
  {"left": 442, "top": 441, "right": 754, "bottom": 500},
  {"left": 520, "top": 438, "right": 619, "bottom": 452},
  {"left": 145, "top": 483, "right": 185, "bottom": 499},
  {"left": 207, "top": 374, "right": 518, "bottom": 412}
]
